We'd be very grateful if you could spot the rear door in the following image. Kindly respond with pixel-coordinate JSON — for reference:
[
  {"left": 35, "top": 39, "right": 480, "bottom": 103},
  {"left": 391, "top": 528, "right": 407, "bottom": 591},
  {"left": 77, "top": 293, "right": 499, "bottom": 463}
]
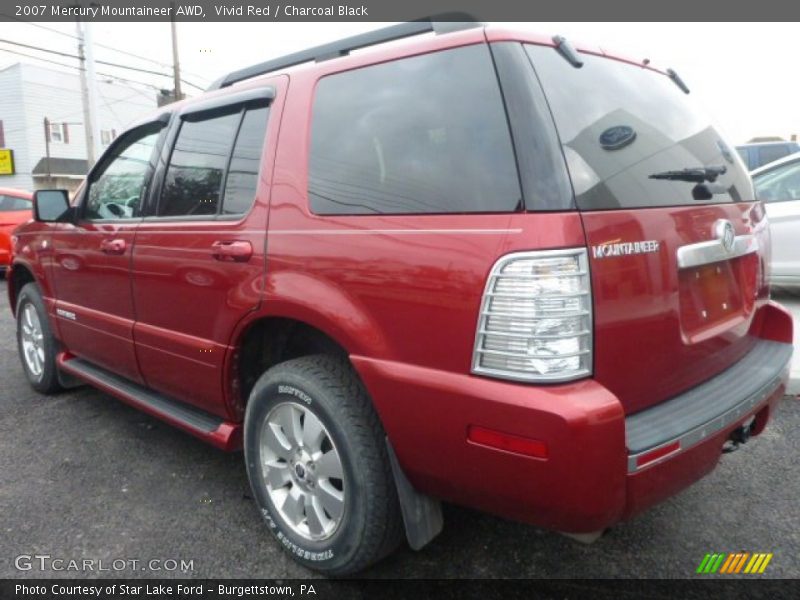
[
  {"left": 526, "top": 44, "right": 766, "bottom": 414},
  {"left": 131, "top": 78, "right": 285, "bottom": 418}
]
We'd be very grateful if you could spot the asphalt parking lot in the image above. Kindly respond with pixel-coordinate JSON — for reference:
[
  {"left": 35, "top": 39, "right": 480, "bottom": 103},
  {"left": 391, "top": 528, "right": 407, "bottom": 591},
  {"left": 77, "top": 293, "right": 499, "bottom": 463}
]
[{"left": 0, "top": 279, "right": 798, "bottom": 580}]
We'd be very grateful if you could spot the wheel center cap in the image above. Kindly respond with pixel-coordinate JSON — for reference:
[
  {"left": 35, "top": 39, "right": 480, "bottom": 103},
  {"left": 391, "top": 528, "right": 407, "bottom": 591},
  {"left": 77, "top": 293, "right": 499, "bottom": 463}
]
[{"left": 294, "top": 464, "right": 306, "bottom": 479}]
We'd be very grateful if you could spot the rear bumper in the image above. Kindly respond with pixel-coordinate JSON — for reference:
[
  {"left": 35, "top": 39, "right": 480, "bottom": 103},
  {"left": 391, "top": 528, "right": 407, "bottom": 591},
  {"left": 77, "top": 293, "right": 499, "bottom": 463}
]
[
  {"left": 354, "top": 303, "right": 793, "bottom": 533},
  {"left": 622, "top": 354, "right": 788, "bottom": 521},
  {"left": 625, "top": 339, "right": 791, "bottom": 473}
]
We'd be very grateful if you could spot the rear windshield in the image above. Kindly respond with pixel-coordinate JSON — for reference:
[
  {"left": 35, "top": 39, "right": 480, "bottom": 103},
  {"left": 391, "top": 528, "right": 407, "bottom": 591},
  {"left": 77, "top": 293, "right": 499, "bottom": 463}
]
[{"left": 526, "top": 45, "right": 753, "bottom": 210}]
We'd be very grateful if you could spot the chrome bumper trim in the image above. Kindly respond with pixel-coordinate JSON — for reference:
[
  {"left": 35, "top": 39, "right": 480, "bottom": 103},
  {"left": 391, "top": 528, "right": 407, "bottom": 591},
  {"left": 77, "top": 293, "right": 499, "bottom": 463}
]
[
  {"left": 677, "top": 234, "right": 758, "bottom": 269},
  {"left": 627, "top": 369, "right": 786, "bottom": 473}
]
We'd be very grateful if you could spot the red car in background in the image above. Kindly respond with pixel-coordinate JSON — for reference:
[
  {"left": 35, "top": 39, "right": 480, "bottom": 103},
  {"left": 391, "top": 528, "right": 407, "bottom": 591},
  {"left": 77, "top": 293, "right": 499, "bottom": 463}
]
[{"left": 0, "top": 187, "right": 32, "bottom": 274}]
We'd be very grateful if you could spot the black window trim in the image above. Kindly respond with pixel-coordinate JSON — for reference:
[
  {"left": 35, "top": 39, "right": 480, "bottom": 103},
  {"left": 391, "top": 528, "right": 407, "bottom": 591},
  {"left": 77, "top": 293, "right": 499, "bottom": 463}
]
[
  {"left": 182, "top": 85, "right": 274, "bottom": 120},
  {"left": 145, "top": 85, "right": 274, "bottom": 221},
  {"left": 78, "top": 115, "right": 171, "bottom": 223},
  {"left": 490, "top": 41, "right": 575, "bottom": 212}
]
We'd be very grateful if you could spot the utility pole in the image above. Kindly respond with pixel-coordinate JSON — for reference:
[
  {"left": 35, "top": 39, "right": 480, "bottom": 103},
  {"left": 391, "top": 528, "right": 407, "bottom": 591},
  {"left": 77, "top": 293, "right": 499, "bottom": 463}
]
[
  {"left": 75, "top": 20, "right": 102, "bottom": 167},
  {"left": 43, "top": 117, "right": 51, "bottom": 181},
  {"left": 170, "top": 4, "right": 183, "bottom": 102}
]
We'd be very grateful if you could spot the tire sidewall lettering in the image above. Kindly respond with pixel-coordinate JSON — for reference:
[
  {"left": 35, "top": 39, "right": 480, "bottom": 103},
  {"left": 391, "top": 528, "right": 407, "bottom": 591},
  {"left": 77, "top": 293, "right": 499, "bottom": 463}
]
[{"left": 277, "top": 384, "right": 313, "bottom": 405}]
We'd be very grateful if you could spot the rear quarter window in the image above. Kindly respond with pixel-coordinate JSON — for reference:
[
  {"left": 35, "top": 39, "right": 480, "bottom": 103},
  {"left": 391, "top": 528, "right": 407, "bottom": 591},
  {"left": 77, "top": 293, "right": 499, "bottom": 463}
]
[
  {"left": 308, "top": 45, "right": 521, "bottom": 215},
  {"left": 526, "top": 45, "right": 753, "bottom": 210}
]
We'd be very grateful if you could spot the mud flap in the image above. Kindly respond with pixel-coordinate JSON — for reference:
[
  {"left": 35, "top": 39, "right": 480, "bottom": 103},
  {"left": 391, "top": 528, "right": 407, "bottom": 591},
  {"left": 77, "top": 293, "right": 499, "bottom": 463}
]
[
  {"left": 56, "top": 367, "right": 84, "bottom": 389},
  {"left": 386, "top": 439, "right": 443, "bottom": 550}
]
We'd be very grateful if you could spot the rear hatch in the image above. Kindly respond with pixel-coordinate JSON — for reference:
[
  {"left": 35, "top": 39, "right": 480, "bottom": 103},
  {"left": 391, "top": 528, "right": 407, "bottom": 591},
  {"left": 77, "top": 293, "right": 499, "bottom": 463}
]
[{"left": 527, "top": 44, "right": 768, "bottom": 414}]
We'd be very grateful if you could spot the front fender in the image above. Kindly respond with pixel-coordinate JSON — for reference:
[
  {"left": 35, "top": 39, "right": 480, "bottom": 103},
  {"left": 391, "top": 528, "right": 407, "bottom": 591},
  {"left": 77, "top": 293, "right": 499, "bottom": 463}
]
[
  {"left": 8, "top": 256, "right": 52, "bottom": 317},
  {"left": 8, "top": 222, "right": 56, "bottom": 312}
]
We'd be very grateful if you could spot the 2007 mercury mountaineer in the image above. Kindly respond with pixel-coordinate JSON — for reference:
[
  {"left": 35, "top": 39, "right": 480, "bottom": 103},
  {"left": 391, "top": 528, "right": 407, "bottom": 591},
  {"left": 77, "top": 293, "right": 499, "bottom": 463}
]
[{"left": 8, "top": 20, "right": 793, "bottom": 574}]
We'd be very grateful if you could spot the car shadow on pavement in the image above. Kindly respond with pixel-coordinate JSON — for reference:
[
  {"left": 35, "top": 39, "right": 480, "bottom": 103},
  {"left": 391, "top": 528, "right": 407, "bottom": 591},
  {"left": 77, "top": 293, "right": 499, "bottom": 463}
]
[{"left": 1, "top": 280, "right": 798, "bottom": 579}]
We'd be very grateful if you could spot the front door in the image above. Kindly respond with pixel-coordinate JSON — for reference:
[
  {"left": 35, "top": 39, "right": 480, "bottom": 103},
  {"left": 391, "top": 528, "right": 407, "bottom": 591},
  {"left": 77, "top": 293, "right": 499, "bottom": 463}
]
[
  {"left": 131, "top": 78, "right": 285, "bottom": 417},
  {"left": 50, "top": 123, "right": 166, "bottom": 383}
]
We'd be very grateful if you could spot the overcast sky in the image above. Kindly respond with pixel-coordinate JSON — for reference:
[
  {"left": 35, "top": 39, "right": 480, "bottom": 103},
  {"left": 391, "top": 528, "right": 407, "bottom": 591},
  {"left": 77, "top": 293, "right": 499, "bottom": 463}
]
[{"left": 0, "top": 21, "right": 797, "bottom": 144}]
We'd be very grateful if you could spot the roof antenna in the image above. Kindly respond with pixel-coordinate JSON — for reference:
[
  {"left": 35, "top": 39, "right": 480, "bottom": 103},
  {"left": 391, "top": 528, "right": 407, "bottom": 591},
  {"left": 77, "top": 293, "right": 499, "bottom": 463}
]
[
  {"left": 552, "top": 35, "right": 583, "bottom": 68},
  {"left": 667, "top": 68, "right": 690, "bottom": 94}
]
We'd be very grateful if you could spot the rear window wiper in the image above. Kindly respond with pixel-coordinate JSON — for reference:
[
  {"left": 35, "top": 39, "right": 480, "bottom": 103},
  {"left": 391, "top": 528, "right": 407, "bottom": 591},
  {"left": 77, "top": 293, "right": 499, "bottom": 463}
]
[{"left": 649, "top": 165, "right": 727, "bottom": 183}]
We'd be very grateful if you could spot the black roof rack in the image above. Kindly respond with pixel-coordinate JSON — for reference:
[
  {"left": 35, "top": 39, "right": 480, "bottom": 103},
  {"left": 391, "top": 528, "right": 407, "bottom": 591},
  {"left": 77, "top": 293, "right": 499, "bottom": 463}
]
[{"left": 207, "top": 15, "right": 483, "bottom": 91}]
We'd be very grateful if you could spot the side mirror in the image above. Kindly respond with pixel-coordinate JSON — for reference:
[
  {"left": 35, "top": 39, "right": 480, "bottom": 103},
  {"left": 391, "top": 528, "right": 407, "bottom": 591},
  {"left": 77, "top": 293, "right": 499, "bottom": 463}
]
[{"left": 33, "top": 190, "right": 71, "bottom": 222}]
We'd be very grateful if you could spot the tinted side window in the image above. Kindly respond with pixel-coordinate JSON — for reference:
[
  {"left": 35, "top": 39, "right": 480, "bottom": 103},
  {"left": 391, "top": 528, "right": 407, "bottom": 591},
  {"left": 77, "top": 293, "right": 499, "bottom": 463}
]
[
  {"left": 309, "top": 45, "right": 521, "bottom": 215},
  {"left": 757, "top": 144, "right": 792, "bottom": 169},
  {"left": 159, "top": 112, "right": 241, "bottom": 216},
  {"left": 159, "top": 105, "right": 269, "bottom": 218},
  {"left": 86, "top": 127, "right": 161, "bottom": 220},
  {"left": 222, "top": 106, "right": 269, "bottom": 215},
  {"left": 0, "top": 195, "right": 31, "bottom": 211}
]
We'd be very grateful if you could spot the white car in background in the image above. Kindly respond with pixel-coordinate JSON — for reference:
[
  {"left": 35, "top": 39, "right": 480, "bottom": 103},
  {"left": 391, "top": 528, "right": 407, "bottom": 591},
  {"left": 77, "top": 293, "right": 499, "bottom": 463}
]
[{"left": 752, "top": 152, "right": 800, "bottom": 287}]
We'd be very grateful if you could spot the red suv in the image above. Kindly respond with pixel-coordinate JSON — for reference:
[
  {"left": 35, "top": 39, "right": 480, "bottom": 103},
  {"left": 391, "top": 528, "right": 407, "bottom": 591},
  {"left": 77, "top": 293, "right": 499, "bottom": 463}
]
[{"left": 8, "top": 21, "right": 794, "bottom": 575}]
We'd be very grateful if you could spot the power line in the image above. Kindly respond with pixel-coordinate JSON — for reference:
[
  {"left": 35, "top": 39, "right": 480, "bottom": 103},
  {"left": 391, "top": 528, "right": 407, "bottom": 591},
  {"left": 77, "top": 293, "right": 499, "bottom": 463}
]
[
  {"left": 0, "top": 12, "right": 81, "bottom": 39},
  {"left": 0, "top": 13, "right": 210, "bottom": 83},
  {"left": 0, "top": 46, "right": 82, "bottom": 73},
  {"left": 96, "top": 33, "right": 210, "bottom": 83},
  {"left": 0, "top": 46, "right": 165, "bottom": 92},
  {"left": 0, "top": 89, "right": 154, "bottom": 138},
  {"left": 96, "top": 72, "right": 163, "bottom": 92},
  {"left": 0, "top": 37, "right": 205, "bottom": 90}
]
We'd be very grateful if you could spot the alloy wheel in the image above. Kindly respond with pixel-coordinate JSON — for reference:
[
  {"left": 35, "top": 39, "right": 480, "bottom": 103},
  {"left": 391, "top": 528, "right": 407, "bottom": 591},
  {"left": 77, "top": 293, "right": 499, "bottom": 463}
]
[{"left": 259, "top": 401, "right": 346, "bottom": 541}]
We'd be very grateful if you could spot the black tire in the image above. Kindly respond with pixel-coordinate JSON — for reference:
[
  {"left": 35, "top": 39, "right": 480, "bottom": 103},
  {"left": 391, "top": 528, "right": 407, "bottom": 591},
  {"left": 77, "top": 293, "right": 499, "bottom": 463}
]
[
  {"left": 16, "top": 283, "right": 63, "bottom": 394},
  {"left": 244, "top": 354, "right": 403, "bottom": 575}
]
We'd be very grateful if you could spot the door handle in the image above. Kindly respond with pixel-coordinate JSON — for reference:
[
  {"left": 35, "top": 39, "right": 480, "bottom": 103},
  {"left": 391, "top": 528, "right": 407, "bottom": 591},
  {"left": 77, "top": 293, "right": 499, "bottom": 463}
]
[
  {"left": 100, "top": 238, "right": 126, "bottom": 255},
  {"left": 211, "top": 240, "right": 252, "bottom": 262}
]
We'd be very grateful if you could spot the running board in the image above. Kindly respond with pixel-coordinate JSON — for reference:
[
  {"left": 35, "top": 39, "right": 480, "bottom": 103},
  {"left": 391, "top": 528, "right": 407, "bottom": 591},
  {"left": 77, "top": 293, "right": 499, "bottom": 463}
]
[{"left": 57, "top": 353, "right": 241, "bottom": 451}]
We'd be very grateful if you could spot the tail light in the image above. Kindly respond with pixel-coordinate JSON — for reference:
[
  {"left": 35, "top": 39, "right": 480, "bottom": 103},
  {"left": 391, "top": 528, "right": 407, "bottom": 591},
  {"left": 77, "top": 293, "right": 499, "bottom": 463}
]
[{"left": 472, "top": 248, "right": 592, "bottom": 383}]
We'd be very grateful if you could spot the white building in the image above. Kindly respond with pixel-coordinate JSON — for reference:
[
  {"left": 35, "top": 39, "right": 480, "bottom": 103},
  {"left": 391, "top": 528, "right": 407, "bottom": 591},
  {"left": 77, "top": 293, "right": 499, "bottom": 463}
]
[{"left": 0, "top": 63, "right": 158, "bottom": 193}]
